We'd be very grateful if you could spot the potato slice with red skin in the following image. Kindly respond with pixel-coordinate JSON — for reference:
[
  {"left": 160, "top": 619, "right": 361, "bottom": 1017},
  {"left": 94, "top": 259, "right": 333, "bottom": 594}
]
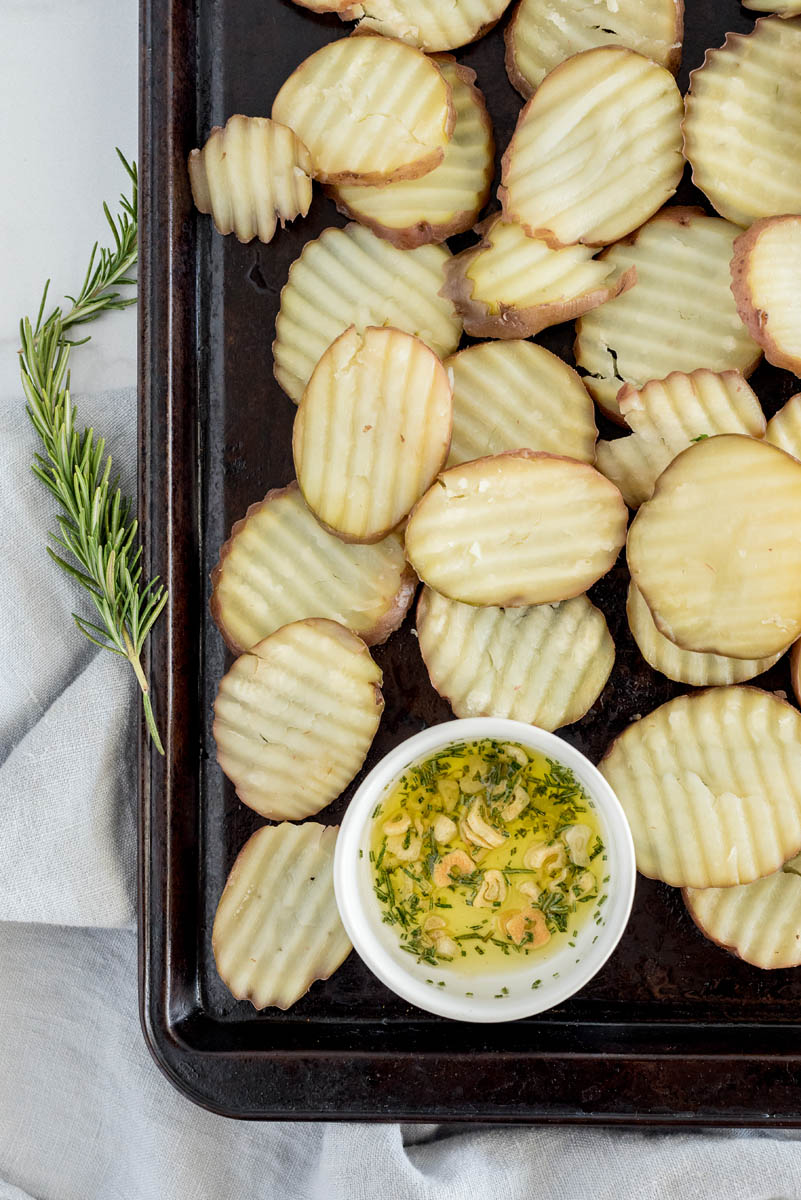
[
  {"left": 210, "top": 482, "right": 417, "bottom": 654},
  {"left": 499, "top": 46, "right": 683, "bottom": 248},
  {"left": 272, "top": 36, "right": 455, "bottom": 186},
  {"left": 731, "top": 216, "right": 801, "bottom": 377},
  {"left": 628, "top": 434, "right": 801, "bottom": 659},
  {"left": 213, "top": 618, "right": 383, "bottom": 820},
  {"left": 405, "top": 450, "right": 627, "bottom": 607},
  {"left": 293, "top": 325, "right": 453, "bottom": 544},
  {"left": 188, "top": 115, "right": 313, "bottom": 244},
  {"left": 441, "top": 214, "right": 636, "bottom": 339}
]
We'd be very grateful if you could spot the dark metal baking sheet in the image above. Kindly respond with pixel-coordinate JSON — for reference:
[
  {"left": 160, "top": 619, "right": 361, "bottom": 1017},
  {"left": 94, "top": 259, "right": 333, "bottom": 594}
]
[{"left": 139, "top": 0, "right": 801, "bottom": 1121}]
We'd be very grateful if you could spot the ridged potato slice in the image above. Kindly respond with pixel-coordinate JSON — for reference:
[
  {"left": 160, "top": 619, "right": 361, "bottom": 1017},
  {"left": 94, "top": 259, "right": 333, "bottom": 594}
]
[
  {"left": 405, "top": 450, "right": 627, "bottom": 607},
  {"left": 595, "top": 370, "right": 766, "bottom": 509},
  {"left": 767, "top": 394, "right": 801, "bottom": 460},
  {"left": 599, "top": 686, "right": 801, "bottom": 888},
  {"left": 684, "top": 852, "right": 801, "bottom": 971},
  {"left": 272, "top": 36, "right": 454, "bottom": 186},
  {"left": 499, "top": 46, "right": 683, "bottom": 249},
  {"left": 575, "top": 208, "right": 762, "bottom": 422},
  {"left": 628, "top": 435, "right": 801, "bottom": 660},
  {"left": 627, "top": 581, "right": 781, "bottom": 687},
  {"left": 340, "top": 0, "right": 512, "bottom": 51},
  {"left": 273, "top": 223, "right": 462, "bottom": 402},
  {"left": 445, "top": 340, "right": 597, "bottom": 467},
  {"left": 293, "top": 326, "right": 453, "bottom": 543},
  {"left": 213, "top": 823, "right": 352, "bottom": 1010},
  {"left": 329, "top": 59, "right": 493, "bottom": 249},
  {"left": 188, "top": 115, "right": 313, "bottom": 244},
  {"left": 210, "top": 483, "right": 416, "bottom": 654},
  {"left": 731, "top": 217, "right": 801, "bottom": 377},
  {"left": 213, "top": 619, "right": 383, "bottom": 819},
  {"left": 743, "top": 0, "right": 801, "bottom": 11},
  {"left": 505, "top": 0, "right": 683, "bottom": 98},
  {"left": 441, "top": 214, "right": 636, "bottom": 339},
  {"left": 683, "top": 18, "right": 801, "bottom": 227},
  {"left": 417, "top": 587, "right": 614, "bottom": 730}
]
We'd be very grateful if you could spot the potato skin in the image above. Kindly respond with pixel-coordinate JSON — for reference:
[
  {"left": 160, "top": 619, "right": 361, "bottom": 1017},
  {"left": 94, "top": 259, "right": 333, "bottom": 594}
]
[{"left": 730, "top": 215, "right": 801, "bottom": 376}]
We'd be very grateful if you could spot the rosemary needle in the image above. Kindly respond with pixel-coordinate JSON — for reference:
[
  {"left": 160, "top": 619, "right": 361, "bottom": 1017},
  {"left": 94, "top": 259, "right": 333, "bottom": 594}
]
[{"left": 19, "top": 150, "right": 168, "bottom": 754}]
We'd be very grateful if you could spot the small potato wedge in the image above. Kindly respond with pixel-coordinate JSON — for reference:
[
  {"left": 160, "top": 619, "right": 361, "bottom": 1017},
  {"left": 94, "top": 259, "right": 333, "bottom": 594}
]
[
  {"left": 329, "top": 59, "right": 493, "bottom": 249},
  {"left": 417, "top": 587, "right": 614, "bottom": 731},
  {"left": 499, "top": 46, "right": 683, "bottom": 248},
  {"left": 445, "top": 339, "right": 597, "bottom": 467},
  {"left": 627, "top": 434, "right": 801, "bottom": 659},
  {"left": 213, "top": 618, "right": 383, "bottom": 820},
  {"left": 293, "top": 326, "right": 453, "bottom": 543},
  {"left": 599, "top": 686, "right": 801, "bottom": 888},
  {"left": 188, "top": 115, "right": 313, "bottom": 243},
  {"left": 731, "top": 216, "right": 801, "bottom": 377},
  {"left": 441, "top": 214, "right": 636, "bottom": 339},
  {"left": 213, "top": 823, "right": 352, "bottom": 1010},
  {"left": 405, "top": 450, "right": 627, "bottom": 607},
  {"left": 210, "top": 482, "right": 416, "bottom": 654},
  {"left": 272, "top": 36, "right": 454, "bottom": 186}
]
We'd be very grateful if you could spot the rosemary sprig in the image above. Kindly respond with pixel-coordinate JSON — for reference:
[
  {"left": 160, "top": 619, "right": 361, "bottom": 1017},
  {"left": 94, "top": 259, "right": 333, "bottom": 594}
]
[{"left": 19, "top": 150, "right": 167, "bottom": 754}]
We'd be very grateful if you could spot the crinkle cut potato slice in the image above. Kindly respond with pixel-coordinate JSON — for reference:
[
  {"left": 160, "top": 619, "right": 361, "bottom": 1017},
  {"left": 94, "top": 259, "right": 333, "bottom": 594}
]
[
  {"left": 627, "top": 434, "right": 801, "bottom": 660},
  {"left": 445, "top": 339, "right": 597, "bottom": 467},
  {"left": 417, "top": 587, "right": 614, "bottom": 731},
  {"left": 440, "top": 214, "right": 636, "bottom": 339},
  {"left": 273, "top": 223, "right": 462, "bottom": 402},
  {"left": 626, "top": 581, "right": 781, "bottom": 687},
  {"left": 329, "top": 59, "right": 493, "bottom": 249},
  {"left": 766, "top": 394, "right": 801, "bottom": 460},
  {"left": 504, "top": 0, "right": 683, "bottom": 98},
  {"left": 405, "top": 450, "right": 627, "bottom": 607},
  {"left": 213, "top": 823, "right": 352, "bottom": 1011},
  {"left": 271, "top": 35, "right": 454, "bottom": 186},
  {"left": 338, "top": 0, "right": 513, "bottom": 51},
  {"left": 684, "top": 851, "right": 801, "bottom": 971},
  {"left": 188, "top": 115, "right": 313, "bottom": 244},
  {"left": 595, "top": 369, "right": 766, "bottom": 509},
  {"left": 599, "top": 686, "right": 801, "bottom": 888},
  {"left": 574, "top": 207, "right": 762, "bottom": 422},
  {"left": 213, "top": 618, "right": 383, "bottom": 820},
  {"left": 682, "top": 17, "right": 801, "bottom": 227},
  {"left": 731, "top": 216, "right": 801, "bottom": 377},
  {"left": 210, "top": 482, "right": 416, "bottom": 654},
  {"left": 293, "top": 325, "right": 453, "bottom": 543},
  {"left": 499, "top": 46, "right": 683, "bottom": 248},
  {"left": 743, "top": 0, "right": 801, "bottom": 11}
]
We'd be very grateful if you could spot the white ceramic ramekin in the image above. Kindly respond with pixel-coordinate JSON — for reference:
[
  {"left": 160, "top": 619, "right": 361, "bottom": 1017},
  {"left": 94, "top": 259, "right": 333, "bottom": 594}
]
[{"left": 334, "top": 717, "right": 636, "bottom": 1022}]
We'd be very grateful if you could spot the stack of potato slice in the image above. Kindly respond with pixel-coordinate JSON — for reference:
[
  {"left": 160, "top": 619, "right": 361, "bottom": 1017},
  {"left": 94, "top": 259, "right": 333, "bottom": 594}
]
[{"left": 192, "top": 7, "right": 801, "bottom": 1006}]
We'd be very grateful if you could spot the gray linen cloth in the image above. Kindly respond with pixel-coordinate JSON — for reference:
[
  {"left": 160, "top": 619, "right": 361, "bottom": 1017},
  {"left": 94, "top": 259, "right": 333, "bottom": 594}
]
[{"left": 2, "top": 372, "right": 801, "bottom": 1198}]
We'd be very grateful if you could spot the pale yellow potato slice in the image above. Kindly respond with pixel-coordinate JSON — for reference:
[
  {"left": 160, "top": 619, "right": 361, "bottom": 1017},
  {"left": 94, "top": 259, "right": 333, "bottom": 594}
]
[
  {"left": 505, "top": 0, "right": 683, "bottom": 98},
  {"left": 626, "top": 582, "right": 781, "bottom": 687},
  {"left": 445, "top": 340, "right": 597, "bottom": 467},
  {"left": 595, "top": 370, "right": 766, "bottom": 508},
  {"left": 188, "top": 115, "right": 313, "bottom": 244},
  {"left": 575, "top": 208, "right": 762, "bottom": 421},
  {"left": 499, "top": 46, "right": 683, "bottom": 248},
  {"left": 405, "top": 450, "right": 627, "bottom": 607},
  {"left": 273, "top": 223, "right": 462, "bottom": 402},
  {"left": 731, "top": 217, "right": 801, "bottom": 377},
  {"left": 339, "top": 0, "right": 512, "bottom": 50},
  {"left": 684, "top": 851, "right": 801, "bottom": 970},
  {"left": 213, "top": 618, "right": 383, "bottom": 819},
  {"left": 293, "top": 326, "right": 452, "bottom": 543},
  {"left": 272, "top": 36, "right": 454, "bottom": 186},
  {"left": 766, "top": 394, "right": 801, "bottom": 460},
  {"left": 441, "top": 214, "right": 636, "bottom": 339},
  {"left": 683, "top": 18, "right": 801, "bottom": 227},
  {"left": 599, "top": 686, "right": 801, "bottom": 888},
  {"left": 417, "top": 587, "right": 614, "bottom": 730},
  {"left": 210, "top": 483, "right": 416, "bottom": 654},
  {"left": 743, "top": 0, "right": 801, "bottom": 11},
  {"left": 213, "top": 823, "right": 352, "bottom": 1010},
  {"left": 628, "top": 434, "right": 801, "bottom": 659},
  {"left": 329, "top": 59, "right": 493, "bottom": 249}
]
